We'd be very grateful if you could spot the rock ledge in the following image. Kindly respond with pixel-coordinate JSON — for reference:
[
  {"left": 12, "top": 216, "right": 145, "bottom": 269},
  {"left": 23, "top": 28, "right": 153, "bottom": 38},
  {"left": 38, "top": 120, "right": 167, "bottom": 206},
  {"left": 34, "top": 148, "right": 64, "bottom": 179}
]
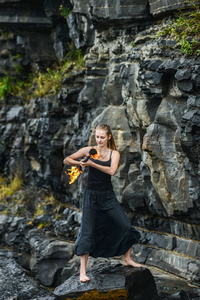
[{"left": 54, "top": 263, "right": 158, "bottom": 300}]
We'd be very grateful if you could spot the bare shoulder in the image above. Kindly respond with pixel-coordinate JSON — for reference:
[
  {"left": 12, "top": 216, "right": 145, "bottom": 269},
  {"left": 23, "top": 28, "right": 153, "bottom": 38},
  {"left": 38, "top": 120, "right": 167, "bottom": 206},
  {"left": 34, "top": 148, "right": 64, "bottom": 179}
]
[{"left": 111, "top": 149, "right": 120, "bottom": 157}]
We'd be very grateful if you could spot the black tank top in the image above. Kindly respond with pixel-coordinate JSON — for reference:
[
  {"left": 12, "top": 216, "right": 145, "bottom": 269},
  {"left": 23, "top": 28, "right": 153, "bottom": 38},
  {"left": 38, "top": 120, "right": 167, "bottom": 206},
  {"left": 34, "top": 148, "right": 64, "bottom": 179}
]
[{"left": 86, "top": 150, "right": 113, "bottom": 191}]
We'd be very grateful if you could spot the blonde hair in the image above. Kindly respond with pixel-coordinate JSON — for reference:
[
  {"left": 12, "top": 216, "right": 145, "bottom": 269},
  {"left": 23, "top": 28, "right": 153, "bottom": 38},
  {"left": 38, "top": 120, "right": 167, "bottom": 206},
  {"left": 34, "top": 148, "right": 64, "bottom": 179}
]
[{"left": 96, "top": 124, "right": 117, "bottom": 150}]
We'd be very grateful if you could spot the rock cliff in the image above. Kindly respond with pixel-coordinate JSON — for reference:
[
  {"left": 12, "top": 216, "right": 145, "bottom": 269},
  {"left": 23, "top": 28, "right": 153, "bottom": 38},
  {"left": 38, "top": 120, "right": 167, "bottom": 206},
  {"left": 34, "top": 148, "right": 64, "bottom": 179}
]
[{"left": 0, "top": 0, "right": 200, "bottom": 298}]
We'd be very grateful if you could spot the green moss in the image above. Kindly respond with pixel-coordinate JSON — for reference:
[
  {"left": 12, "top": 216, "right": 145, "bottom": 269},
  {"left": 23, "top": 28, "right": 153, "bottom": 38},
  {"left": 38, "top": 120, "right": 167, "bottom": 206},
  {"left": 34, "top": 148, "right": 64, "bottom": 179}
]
[
  {"left": 130, "top": 41, "right": 135, "bottom": 48},
  {"left": 59, "top": 5, "right": 72, "bottom": 18},
  {"left": 2, "top": 208, "right": 9, "bottom": 215},
  {"left": 37, "top": 222, "right": 51, "bottom": 229},
  {"left": 157, "top": 1, "right": 200, "bottom": 55},
  {"left": 0, "top": 29, "right": 8, "bottom": 39},
  {"left": 0, "top": 75, "right": 13, "bottom": 100}
]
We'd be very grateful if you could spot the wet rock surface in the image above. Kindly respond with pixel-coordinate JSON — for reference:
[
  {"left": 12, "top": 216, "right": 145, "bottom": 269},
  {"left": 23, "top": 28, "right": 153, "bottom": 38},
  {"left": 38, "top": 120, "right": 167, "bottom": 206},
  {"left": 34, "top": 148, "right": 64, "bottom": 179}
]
[
  {"left": 0, "top": 247, "right": 55, "bottom": 300},
  {"left": 0, "top": 246, "right": 199, "bottom": 300},
  {"left": 0, "top": 212, "right": 76, "bottom": 287},
  {"left": 54, "top": 262, "right": 158, "bottom": 300},
  {"left": 150, "top": 266, "right": 200, "bottom": 300}
]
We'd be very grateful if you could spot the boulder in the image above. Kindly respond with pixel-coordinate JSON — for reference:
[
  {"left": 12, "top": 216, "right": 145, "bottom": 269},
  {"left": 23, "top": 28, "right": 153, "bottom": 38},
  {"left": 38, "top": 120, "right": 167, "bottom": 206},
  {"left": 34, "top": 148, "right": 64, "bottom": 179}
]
[
  {"left": 54, "top": 263, "right": 158, "bottom": 300},
  {"left": 0, "top": 248, "right": 54, "bottom": 300},
  {"left": 28, "top": 230, "right": 74, "bottom": 286}
]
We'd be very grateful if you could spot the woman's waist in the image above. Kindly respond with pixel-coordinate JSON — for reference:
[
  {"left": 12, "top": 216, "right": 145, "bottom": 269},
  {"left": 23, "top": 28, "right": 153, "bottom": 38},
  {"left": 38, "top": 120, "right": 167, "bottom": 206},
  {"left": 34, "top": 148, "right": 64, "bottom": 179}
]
[
  {"left": 86, "top": 181, "right": 113, "bottom": 191},
  {"left": 83, "top": 188, "right": 119, "bottom": 210},
  {"left": 86, "top": 185, "right": 113, "bottom": 191}
]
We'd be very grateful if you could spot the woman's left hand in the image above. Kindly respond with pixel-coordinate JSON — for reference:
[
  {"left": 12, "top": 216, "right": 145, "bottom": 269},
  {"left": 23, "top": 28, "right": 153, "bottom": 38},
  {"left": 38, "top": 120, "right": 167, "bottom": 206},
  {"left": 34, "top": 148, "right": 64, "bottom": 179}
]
[{"left": 80, "top": 159, "right": 92, "bottom": 168}]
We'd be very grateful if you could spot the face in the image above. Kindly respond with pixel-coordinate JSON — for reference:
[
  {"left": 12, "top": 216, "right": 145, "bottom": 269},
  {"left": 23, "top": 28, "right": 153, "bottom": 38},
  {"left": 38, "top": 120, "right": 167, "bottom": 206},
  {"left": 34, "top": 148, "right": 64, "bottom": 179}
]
[{"left": 95, "top": 129, "right": 111, "bottom": 148}]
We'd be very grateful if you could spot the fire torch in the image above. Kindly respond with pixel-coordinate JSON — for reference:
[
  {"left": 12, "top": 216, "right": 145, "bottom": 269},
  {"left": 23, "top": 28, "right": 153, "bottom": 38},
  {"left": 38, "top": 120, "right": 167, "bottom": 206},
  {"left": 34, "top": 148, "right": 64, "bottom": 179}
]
[{"left": 66, "top": 148, "right": 100, "bottom": 184}]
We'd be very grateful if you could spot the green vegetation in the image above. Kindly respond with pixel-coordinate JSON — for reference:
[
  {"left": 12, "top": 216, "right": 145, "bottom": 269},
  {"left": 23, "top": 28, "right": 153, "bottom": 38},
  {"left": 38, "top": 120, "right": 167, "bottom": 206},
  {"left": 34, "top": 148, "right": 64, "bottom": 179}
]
[
  {"left": 29, "top": 42, "right": 84, "bottom": 98},
  {"left": 157, "top": 2, "right": 200, "bottom": 55},
  {"left": 33, "top": 204, "right": 45, "bottom": 218},
  {"left": 0, "top": 29, "right": 8, "bottom": 39},
  {"left": 130, "top": 41, "right": 135, "bottom": 48},
  {"left": 66, "top": 42, "right": 84, "bottom": 64},
  {"left": 0, "top": 42, "right": 85, "bottom": 101},
  {"left": 33, "top": 191, "right": 59, "bottom": 220},
  {"left": 59, "top": 5, "right": 71, "bottom": 18},
  {"left": 0, "top": 73, "right": 32, "bottom": 101},
  {"left": 0, "top": 54, "right": 31, "bottom": 100},
  {"left": 2, "top": 140, "right": 6, "bottom": 150},
  {"left": 0, "top": 173, "right": 23, "bottom": 201},
  {"left": 32, "top": 67, "right": 63, "bottom": 98},
  {"left": 37, "top": 222, "right": 51, "bottom": 229},
  {"left": 0, "top": 75, "right": 12, "bottom": 99}
]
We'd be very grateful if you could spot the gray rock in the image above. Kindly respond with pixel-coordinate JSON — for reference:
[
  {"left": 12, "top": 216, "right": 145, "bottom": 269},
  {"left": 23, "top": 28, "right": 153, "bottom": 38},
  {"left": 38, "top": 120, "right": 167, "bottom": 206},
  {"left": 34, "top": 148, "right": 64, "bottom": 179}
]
[
  {"left": 149, "top": 0, "right": 194, "bottom": 17},
  {"left": 28, "top": 230, "right": 74, "bottom": 286},
  {"left": 0, "top": 248, "right": 54, "bottom": 300},
  {"left": 177, "top": 80, "right": 193, "bottom": 92},
  {"left": 53, "top": 209, "right": 81, "bottom": 238},
  {"left": 175, "top": 69, "right": 191, "bottom": 81},
  {"left": 122, "top": 181, "right": 145, "bottom": 211},
  {"left": 133, "top": 244, "right": 200, "bottom": 285},
  {"left": 67, "top": 13, "right": 95, "bottom": 49},
  {"left": 72, "top": 0, "right": 149, "bottom": 26},
  {"left": 54, "top": 263, "right": 158, "bottom": 300},
  {"left": 31, "top": 298, "right": 55, "bottom": 300},
  {"left": 181, "top": 95, "right": 200, "bottom": 181},
  {"left": 1, "top": 0, "right": 200, "bottom": 292},
  {"left": 6, "top": 106, "right": 24, "bottom": 122}
]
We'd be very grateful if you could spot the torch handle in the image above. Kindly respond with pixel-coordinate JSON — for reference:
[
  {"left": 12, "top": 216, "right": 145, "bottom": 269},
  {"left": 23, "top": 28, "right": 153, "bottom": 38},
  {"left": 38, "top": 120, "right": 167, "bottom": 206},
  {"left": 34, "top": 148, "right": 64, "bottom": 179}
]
[
  {"left": 82, "top": 156, "right": 90, "bottom": 162},
  {"left": 78, "top": 155, "right": 90, "bottom": 171}
]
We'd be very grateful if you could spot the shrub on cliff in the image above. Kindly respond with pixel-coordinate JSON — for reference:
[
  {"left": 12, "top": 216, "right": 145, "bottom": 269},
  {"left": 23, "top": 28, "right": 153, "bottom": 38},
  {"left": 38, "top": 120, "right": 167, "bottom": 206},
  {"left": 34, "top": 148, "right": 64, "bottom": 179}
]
[
  {"left": 30, "top": 43, "right": 84, "bottom": 98},
  {"left": 0, "top": 42, "right": 85, "bottom": 101},
  {"left": 157, "top": 1, "right": 200, "bottom": 56},
  {"left": 0, "top": 73, "right": 33, "bottom": 101},
  {"left": 0, "top": 173, "right": 22, "bottom": 201}
]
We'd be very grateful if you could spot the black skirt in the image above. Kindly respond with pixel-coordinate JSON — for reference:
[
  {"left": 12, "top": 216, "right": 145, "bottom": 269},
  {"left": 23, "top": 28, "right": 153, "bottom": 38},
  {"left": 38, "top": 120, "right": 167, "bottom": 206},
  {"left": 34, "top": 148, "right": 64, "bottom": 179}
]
[{"left": 74, "top": 189, "right": 141, "bottom": 258}]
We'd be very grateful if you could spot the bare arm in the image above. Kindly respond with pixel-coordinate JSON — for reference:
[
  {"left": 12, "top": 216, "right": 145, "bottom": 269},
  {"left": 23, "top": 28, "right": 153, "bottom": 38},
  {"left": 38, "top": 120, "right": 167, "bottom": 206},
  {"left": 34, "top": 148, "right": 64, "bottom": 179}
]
[
  {"left": 63, "top": 146, "right": 92, "bottom": 166},
  {"left": 80, "top": 150, "right": 120, "bottom": 176}
]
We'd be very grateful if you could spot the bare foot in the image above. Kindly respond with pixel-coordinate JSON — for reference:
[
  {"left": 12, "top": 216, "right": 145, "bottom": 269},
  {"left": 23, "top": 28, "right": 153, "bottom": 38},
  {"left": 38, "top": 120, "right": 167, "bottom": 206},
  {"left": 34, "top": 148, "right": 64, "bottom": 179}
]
[
  {"left": 123, "top": 258, "right": 142, "bottom": 268},
  {"left": 80, "top": 273, "right": 90, "bottom": 282}
]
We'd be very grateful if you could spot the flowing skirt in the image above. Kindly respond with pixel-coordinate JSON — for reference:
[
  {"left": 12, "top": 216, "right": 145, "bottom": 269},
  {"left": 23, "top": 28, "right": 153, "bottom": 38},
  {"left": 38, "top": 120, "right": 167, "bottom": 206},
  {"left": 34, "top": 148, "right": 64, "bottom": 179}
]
[{"left": 74, "top": 189, "right": 141, "bottom": 258}]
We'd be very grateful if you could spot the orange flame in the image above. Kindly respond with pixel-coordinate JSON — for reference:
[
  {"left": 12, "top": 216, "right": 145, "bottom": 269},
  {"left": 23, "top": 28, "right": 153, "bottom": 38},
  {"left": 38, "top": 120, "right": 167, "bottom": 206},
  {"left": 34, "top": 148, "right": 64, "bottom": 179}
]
[
  {"left": 66, "top": 148, "right": 101, "bottom": 184},
  {"left": 90, "top": 147, "right": 101, "bottom": 159},
  {"left": 65, "top": 166, "right": 83, "bottom": 184}
]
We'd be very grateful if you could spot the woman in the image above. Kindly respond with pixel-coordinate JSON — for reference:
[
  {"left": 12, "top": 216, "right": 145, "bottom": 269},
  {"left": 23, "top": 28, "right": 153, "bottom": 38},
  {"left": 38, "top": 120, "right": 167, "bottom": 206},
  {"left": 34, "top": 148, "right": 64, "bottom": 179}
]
[{"left": 63, "top": 124, "right": 141, "bottom": 282}]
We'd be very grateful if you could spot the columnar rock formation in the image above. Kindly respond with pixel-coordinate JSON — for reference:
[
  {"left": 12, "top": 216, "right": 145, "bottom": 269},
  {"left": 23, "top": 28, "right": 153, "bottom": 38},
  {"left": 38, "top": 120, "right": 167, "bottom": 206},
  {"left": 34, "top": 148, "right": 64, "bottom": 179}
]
[{"left": 0, "top": 0, "right": 200, "bottom": 295}]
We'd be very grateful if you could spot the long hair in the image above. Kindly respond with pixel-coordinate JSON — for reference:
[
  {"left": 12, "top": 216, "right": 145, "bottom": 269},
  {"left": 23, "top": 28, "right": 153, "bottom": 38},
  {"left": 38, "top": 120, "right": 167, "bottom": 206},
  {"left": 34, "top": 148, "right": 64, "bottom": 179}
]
[{"left": 96, "top": 124, "right": 117, "bottom": 150}]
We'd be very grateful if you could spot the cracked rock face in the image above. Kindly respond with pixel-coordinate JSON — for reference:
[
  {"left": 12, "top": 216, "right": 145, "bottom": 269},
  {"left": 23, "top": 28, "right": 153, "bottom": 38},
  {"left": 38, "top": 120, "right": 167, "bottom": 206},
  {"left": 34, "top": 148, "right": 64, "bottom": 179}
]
[
  {"left": 0, "top": 0, "right": 200, "bottom": 292},
  {"left": 0, "top": 248, "right": 55, "bottom": 300}
]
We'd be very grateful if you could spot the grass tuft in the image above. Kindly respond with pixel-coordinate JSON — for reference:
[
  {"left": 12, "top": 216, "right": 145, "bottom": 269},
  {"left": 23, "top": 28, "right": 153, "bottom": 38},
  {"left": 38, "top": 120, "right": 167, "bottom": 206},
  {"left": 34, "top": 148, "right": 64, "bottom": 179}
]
[
  {"left": 157, "top": 1, "right": 200, "bottom": 55},
  {"left": 0, "top": 42, "right": 85, "bottom": 101},
  {"left": 0, "top": 173, "right": 23, "bottom": 201}
]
